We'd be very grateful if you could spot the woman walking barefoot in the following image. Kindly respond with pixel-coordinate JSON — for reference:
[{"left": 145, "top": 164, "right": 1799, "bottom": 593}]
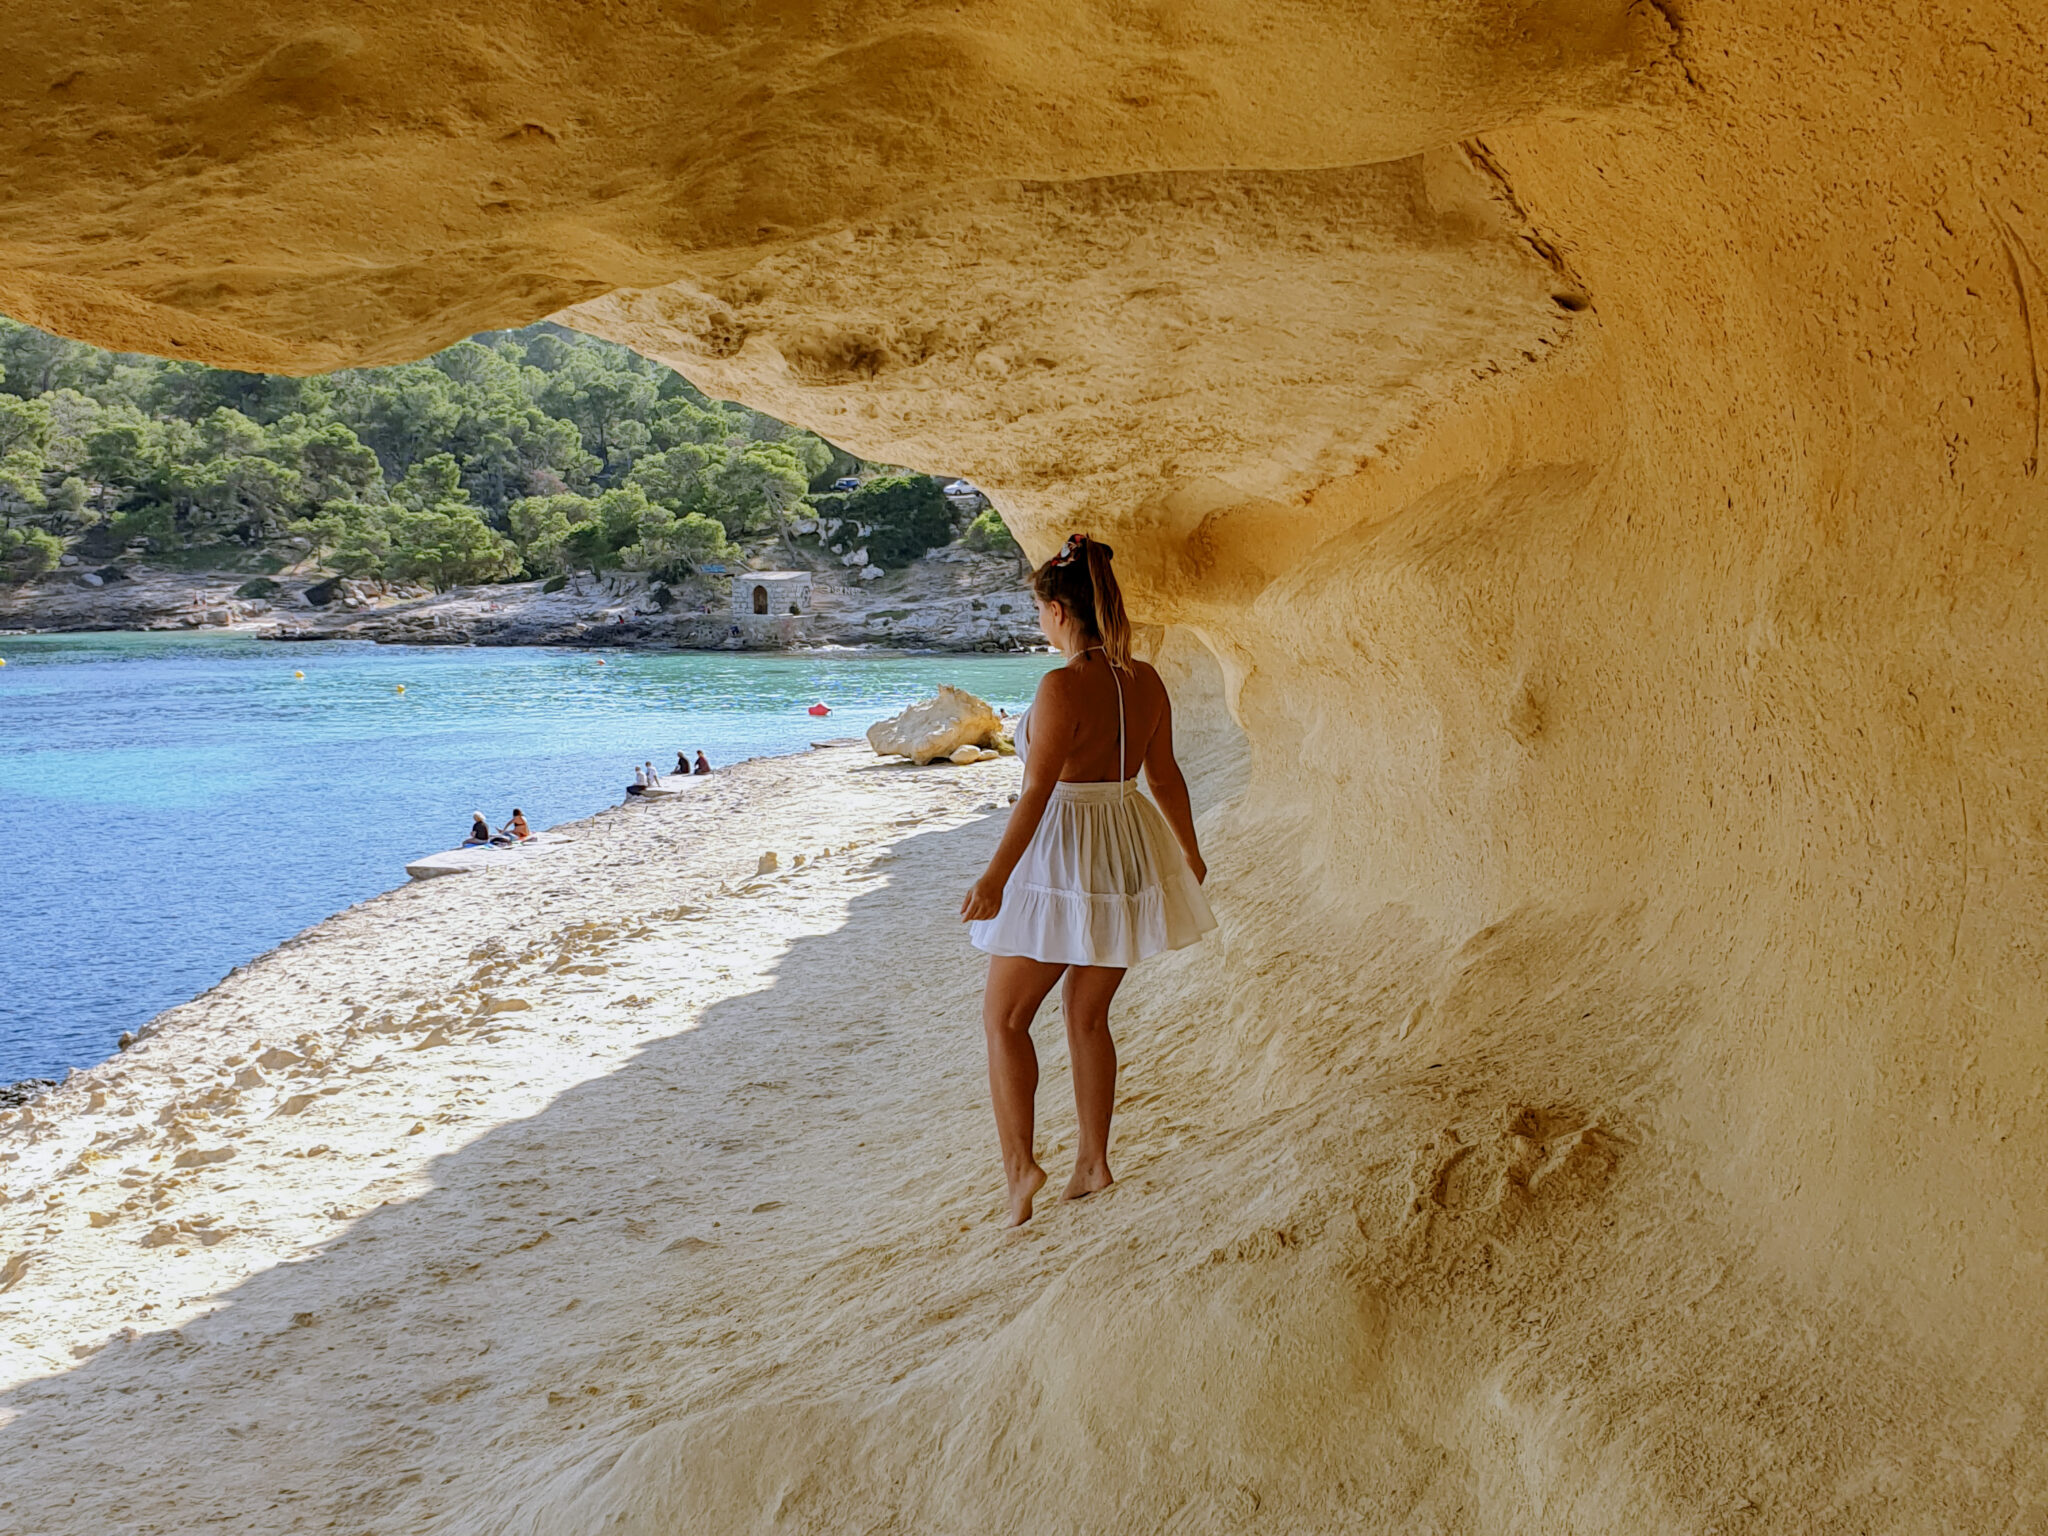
[{"left": 960, "top": 534, "right": 1216, "bottom": 1225}]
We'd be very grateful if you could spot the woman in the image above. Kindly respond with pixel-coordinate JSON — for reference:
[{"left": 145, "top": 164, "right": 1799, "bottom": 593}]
[
  {"left": 961, "top": 534, "right": 1215, "bottom": 1225},
  {"left": 463, "top": 812, "right": 491, "bottom": 847},
  {"left": 498, "top": 808, "right": 533, "bottom": 842}
]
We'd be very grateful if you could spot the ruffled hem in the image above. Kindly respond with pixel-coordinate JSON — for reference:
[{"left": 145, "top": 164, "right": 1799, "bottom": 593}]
[
  {"left": 969, "top": 879, "right": 1215, "bottom": 968},
  {"left": 966, "top": 780, "right": 1217, "bottom": 966}
]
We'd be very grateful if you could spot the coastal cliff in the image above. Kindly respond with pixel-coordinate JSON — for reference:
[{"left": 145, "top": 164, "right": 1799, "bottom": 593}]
[{"left": 5, "top": 2, "right": 2048, "bottom": 1530}]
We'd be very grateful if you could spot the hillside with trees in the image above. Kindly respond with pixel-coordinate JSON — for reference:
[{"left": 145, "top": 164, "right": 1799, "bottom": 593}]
[{"left": 0, "top": 319, "right": 1013, "bottom": 590}]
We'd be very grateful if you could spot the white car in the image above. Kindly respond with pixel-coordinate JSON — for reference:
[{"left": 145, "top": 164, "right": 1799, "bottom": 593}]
[{"left": 942, "top": 479, "right": 981, "bottom": 498}]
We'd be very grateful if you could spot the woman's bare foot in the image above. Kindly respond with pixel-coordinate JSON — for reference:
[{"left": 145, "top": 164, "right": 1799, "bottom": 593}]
[
  {"left": 1007, "top": 1162, "right": 1049, "bottom": 1226},
  {"left": 1062, "top": 1162, "right": 1113, "bottom": 1202}
]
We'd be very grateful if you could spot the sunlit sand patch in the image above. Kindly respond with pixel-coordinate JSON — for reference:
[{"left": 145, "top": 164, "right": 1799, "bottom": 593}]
[{"left": 0, "top": 749, "right": 1021, "bottom": 1395}]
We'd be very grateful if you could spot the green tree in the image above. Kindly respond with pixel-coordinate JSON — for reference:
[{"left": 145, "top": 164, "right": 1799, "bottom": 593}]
[
  {"left": 776, "top": 429, "right": 834, "bottom": 483},
  {"left": 622, "top": 507, "right": 735, "bottom": 577},
  {"left": 142, "top": 361, "right": 333, "bottom": 425},
  {"left": 161, "top": 409, "right": 308, "bottom": 539},
  {"left": 559, "top": 517, "right": 615, "bottom": 574},
  {"left": 0, "top": 313, "right": 871, "bottom": 579},
  {"left": 706, "top": 440, "right": 810, "bottom": 536},
  {"left": 82, "top": 413, "right": 158, "bottom": 496},
  {"left": 592, "top": 485, "right": 654, "bottom": 554},
  {"left": 0, "top": 392, "right": 51, "bottom": 460},
  {"left": 284, "top": 422, "right": 384, "bottom": 504},
  {"left": 0, "top": 524, "right": 61, "bottom": 583},
  {"left": 0, "top": 319, "right": 108, "bottom": 398},
  {"left": 627, "top": 443, "right": 720, "bottom": 516},
  {"left": 532, "top": 341, "right": 659, "bottom": 466},
  {"left": 295, "top": 499, "right": 392, "bottom": 579},
  {"left": 507, "top": 493, "right": 586, "bottom": 576},
  {"left": 0, "top": 395, "right": 52, "bottom": 517},
  {"left": 647, "top": 394, "right": 738, "bottom": 450},
  {"left": 963, "top": 505, "right": 1020, "bottom": 555},
  {"left": 332, "top": 364, "right": 464, "bottom": 475},
  {"left": 392, "top": 451, "right": 467, "bottom": 512},
  {"left": 51, "top": 476, "right": 93, "bottom": 527},
  {"left": 39, "top": 388, "right": 103, "bottom": 474},
  {"left": 386, "top": 502, "right": 519, "bottom": 589},
  {"left": 843, "top": 474, "right": 955, "bottom": 565}
]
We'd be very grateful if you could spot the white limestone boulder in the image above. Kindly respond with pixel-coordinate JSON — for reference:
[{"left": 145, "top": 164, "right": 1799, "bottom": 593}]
[{"left": 867, "top": 685, "right": 1004, "bottom": 765}]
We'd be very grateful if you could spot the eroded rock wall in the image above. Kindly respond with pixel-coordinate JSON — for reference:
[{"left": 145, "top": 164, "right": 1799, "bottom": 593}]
[{"left": 6, "top": 0, "right": 2048, "bottom": 1527}]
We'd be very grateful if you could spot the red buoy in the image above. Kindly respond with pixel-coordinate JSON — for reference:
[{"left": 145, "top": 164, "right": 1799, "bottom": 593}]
[{"left": 808, "top": 702, "right": 830, "bottom": 716}]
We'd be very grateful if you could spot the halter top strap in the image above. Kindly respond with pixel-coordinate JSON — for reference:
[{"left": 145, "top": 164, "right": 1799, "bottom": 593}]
[
  {"left": 1084, "top": 646, "right": 1129, "bottom": 799},
  {"left": 1116, "top": 661, "right": 1128, "bottom": 798}
]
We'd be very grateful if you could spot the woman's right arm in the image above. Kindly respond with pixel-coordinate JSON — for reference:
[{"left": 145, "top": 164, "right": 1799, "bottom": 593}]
[
  {"left": 960, "top": 673, "right": 1075, "bottom": 921},
  {"left": 1141, "top": 678, "right": 1206, "bottom": 883}
]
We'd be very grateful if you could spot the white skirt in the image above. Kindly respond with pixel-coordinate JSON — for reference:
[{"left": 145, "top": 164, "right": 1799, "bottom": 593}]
[{"left": 970, "top": 780, "right": 1217, "bottom": 968}]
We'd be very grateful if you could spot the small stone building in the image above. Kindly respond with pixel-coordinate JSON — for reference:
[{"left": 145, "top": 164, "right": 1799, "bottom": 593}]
[{"left": 732, "top": 571, "right": 813, "bottom": 620}]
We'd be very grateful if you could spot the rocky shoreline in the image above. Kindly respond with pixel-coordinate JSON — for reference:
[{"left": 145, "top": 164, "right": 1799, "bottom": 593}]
[{"left": 0, "top": 542, "right": 1037, "bottom": 652}]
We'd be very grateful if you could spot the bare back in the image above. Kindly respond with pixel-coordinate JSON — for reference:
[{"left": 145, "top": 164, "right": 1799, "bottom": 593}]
[{"left": 1030, "top": 654, "right": 1169, "bottom": 783}]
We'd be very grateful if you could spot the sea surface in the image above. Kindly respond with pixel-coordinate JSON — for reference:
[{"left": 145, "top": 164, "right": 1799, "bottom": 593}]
[{"left": 0, "top": 634, "right": 1054, "bottom": 1083}]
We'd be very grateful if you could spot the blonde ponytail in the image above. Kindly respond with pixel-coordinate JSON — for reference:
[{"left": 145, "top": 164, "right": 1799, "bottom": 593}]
[
  {"left": 1083, "top": 538, "right": 1131, "bottom": 670},
  {"left": 1032, "top": 532, "right": 1132, "bottom": 668}
]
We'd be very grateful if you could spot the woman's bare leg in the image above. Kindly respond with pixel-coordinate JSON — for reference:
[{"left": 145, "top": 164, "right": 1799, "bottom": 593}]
[
  {"left": 1060, "top": 963, "right": 1127, "bottom": 1200},
  {"left": 983, "top": 955, "right": 1067, "bottom": 1225}
]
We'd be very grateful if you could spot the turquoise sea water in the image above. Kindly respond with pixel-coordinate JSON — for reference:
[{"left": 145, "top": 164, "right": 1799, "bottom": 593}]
[{"left": 0, "top": 634, "right": 1053, "bottom": 1083}]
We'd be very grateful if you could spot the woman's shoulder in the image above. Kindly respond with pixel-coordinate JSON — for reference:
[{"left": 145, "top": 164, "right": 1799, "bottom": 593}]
[
  {"left": 1123, "top": 657, "right": 1167, "bottom": 698},
  {"left": 1034, "top": 664, "right": 1078, "bottom": 701}
]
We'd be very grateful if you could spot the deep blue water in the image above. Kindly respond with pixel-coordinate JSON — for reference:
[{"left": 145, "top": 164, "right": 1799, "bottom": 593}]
[{"left": 0, "top": 634, "right": 1052, "bottom": 1082}]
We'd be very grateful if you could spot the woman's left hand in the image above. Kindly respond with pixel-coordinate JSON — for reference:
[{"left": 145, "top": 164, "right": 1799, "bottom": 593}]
[{"left": 960, "top": 874, "right": 1005, "bottom": 922}]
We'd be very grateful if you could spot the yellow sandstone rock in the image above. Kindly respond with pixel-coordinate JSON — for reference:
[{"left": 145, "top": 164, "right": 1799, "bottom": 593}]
[
  {"left": 867, "top": 686, "right": 1004, "bottom": 765},
  {"left": 3, "top": 1, "right": 2047, "bottom": 1530}
]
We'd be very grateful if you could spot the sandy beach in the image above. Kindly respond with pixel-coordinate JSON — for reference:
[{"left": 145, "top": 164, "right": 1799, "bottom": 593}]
[{"left": 0, "top": 742, "right": 1267, "bottom": 1532}]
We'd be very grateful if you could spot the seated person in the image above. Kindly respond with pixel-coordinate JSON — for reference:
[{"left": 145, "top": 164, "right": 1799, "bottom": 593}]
[
  {"left": 497, "top": 808, "right": 533, "bottom": 841},
  {"left": 627, "top": 765, "right": 648, "bottom": 796},
  {"left": 675, "top": 750, "right": 691, "bottom": 776},
  {"left": 463, "top": 813, "right": 491, "bottom": 847},
  {"left": 694, "top": 751, "right": 712, "bottom": 775}
]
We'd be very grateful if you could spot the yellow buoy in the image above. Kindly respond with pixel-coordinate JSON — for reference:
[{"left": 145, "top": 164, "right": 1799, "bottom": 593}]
[
  {"left": 293, "top": 670, "right": 304, "bottom": 679},
  {"left": 395, "top": 684, "right": 406, "bottom": 693}
]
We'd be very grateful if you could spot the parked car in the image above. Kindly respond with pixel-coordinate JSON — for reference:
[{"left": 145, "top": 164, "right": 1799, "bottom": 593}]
[
  {"left": 942, "top": 479, "right": 981, "bottom": 499},
  {"left": 831, "top": 476, "right": 862, "bottom": 493}
]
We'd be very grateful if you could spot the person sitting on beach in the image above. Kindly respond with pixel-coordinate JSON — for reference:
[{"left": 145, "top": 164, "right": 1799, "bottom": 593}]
[
  {"left": 675, "top": 751, "right": 691, "bottom": 776},
  {"left": 627, "top": 766, "right": 648, "bottom": 797},
  {"left": 694, "top": 751, "right": 712, "bottom": 775},
  {"left": 644, "top": 759, "right": 661, "bottom": 787},
  {"left": 498, "top": 808, "right": 533, "bottom": 841},
  {"left": 463, "top": 812, "right": 491, "bottom": 847}
]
